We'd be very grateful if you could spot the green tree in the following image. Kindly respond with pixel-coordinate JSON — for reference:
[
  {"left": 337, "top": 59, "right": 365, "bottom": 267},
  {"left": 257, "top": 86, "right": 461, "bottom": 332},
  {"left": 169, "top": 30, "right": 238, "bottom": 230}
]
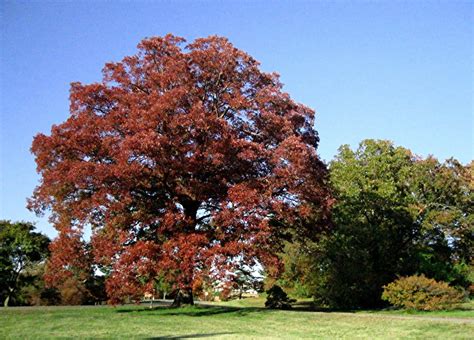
[
  {"left": 297, "top": 140, "right": 472, "bottom": 309},
  {"left": 20, "top": 262, "right": 61, "bottom": 306},
  {"left": 278, "top": 240, "right": 315, "bottom": 298},
  {"left": 0, "top": 221, "right": 50, "bottom": 306},
  {"left": 231, "top": 263, "right": 263, "bottom": 299},
  {"left": 408, "top": 158, "right": 473, "bottom": 286},
  {"left": 154, "top": 272, "right": 173, "bottom": 300},
  {"left": 265, "top": 285, "right": 295, "bottom": 309}
]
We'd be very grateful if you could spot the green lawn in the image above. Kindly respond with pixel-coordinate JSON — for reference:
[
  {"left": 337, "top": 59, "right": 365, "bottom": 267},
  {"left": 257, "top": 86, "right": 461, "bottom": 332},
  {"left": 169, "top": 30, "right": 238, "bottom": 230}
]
[{"left": 0, "top": 299, "right": 472, "bottom": 339}]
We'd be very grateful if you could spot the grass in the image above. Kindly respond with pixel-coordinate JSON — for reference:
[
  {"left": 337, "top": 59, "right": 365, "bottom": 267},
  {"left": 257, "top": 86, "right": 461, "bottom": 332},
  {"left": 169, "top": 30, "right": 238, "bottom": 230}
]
[
  {"left": 219, "top": 296, "right": 474, "bottom": 317},
  {"left": 0, "top": 298, "right": 472, "bottom": 339}
]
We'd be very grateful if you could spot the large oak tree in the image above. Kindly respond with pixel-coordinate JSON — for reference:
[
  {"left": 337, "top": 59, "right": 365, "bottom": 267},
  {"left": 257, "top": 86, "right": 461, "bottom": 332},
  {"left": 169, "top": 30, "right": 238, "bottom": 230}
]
[{"left": 30, "top": 35, "right": 331, "bottom": 305}]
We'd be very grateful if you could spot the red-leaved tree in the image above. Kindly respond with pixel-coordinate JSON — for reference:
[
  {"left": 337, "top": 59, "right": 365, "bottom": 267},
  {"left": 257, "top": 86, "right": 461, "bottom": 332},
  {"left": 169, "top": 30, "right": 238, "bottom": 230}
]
[{"left": 30, "top": 35, "right": 332, "bottom": 305}]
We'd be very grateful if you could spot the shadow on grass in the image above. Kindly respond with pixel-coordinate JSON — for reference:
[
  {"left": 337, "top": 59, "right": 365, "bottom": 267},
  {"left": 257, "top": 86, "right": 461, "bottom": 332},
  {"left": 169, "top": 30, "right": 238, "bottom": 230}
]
[
  {"left": 116, "top": 304, "right": 269, "bottom": 317},
  {"left": 293, "top": 301, "right": 474, "bottom": 315},
  {"left": 288, "top": 300, "right": 360, "bottom": 313},
  {"left": 147, "top": 332, "right": 236, "bottom": 339},
  {"left": 115, "top": 299, "right": 386, "bottom": 317},
  {"left": 114, "top": 299, "right": 473, "bottom": 321}
]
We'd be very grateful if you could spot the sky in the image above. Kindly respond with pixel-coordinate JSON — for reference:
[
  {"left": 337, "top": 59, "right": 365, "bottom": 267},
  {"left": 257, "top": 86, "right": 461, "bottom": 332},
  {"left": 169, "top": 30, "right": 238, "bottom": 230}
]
[{"left": 1, "top": 0, "right": 472, "bottom": 239}]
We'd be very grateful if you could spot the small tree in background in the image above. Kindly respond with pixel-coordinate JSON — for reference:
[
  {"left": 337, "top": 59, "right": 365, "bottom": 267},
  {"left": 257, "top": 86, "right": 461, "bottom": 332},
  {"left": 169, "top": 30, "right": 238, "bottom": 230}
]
[
  {"left": 231, "top": 262, "right": 263, "bottom": 299},
  {"left": 278, "top": 240, "right": 315, "bottom": 298},
  {"left": 0, "top": 221, "right": 50, "bottom": 306},
  {"left": 19, "top": 262, "right": 61, "bottom": 306},
  {"left": 265, "top": 285, "right": 295, "bottom": 309},
  {"left": 154, "top": 272, "right": 173, "bottom": 300}
]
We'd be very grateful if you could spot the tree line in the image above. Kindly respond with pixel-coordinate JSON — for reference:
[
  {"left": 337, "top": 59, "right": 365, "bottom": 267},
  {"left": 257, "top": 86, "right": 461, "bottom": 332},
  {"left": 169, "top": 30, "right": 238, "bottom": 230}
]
[
  {"left": 278, "top": 140, "right": 472, "bottom": 309},
  {"left": 0, "top": 221, "right": 106, "bottom": 306},
  {"left": 2, "top": 140, "right": 471, "bottom": 308}
]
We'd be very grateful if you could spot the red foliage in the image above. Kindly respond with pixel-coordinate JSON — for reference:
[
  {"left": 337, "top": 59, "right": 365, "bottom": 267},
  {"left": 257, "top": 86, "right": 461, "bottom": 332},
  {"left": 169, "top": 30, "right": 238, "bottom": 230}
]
[
  {"left": 30, "top": 35, "right": 332, "bottom": 304},
  {"left": 44, "top": 227, "right": 90, "bottom": 286}
]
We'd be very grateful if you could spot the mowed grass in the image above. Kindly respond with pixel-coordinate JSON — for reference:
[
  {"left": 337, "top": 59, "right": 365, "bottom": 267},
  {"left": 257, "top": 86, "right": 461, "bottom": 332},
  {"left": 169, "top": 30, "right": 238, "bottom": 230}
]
[{"left": 0, "top": 298, "right": 473, "bottom": 339}]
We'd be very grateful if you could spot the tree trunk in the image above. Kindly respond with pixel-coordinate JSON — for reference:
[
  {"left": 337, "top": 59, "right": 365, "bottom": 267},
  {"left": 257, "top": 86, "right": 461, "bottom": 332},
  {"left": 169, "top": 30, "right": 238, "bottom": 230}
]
[
  {"left": 171, "top": 288, "right": 194, "bottom": 307},
  {"left": 4, "top": 287, "right": 14, "bottom": 307},
  {"left": 174, "top": 199, "right": 198, "bottom": 308}
]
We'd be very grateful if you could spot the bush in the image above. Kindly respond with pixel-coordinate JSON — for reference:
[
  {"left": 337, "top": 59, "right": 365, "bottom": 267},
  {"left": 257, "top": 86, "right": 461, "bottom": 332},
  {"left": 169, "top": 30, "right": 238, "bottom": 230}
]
[
  {"left": 265, "top": 285, "right": 295, "bottom": 309},
  {"left": 382, "top": 275, "right": 465, "bottom": 311}
]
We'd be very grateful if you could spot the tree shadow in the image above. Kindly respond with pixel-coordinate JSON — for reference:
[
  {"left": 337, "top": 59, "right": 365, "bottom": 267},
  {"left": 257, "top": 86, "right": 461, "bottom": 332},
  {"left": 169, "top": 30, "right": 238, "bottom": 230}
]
[
  {"left": 116, "top": 304, "right": 268, "bottom": 317},
  {"left": 291, "top": 300, "right": 317, "bottom": 311},
  {"left": 146, "top": 332, "right": 236, "bottom": 339},
  {"left": 115, "top": 300, "right": 365, "bottom": 317},
  {"left": 288, "top": 300, "right": 361, "bottom": 313}
]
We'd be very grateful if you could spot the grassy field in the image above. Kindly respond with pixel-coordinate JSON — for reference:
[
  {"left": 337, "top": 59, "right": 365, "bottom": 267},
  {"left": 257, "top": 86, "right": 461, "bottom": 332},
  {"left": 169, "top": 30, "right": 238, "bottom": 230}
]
[{"left": 1, "top": 298, "right": 472, "bottom": 339}]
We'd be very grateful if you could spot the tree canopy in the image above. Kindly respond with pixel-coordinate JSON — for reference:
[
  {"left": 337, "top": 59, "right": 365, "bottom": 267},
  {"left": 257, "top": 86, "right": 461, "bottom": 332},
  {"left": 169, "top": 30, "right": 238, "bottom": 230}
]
[
  {"left": 0, "top": 221, "right": 50, "bottom": 306},
  {"left": 281, "top": 140, "right": 473, "bottom": 308},
  {"left": 29, "top": 35, "right": 332, "bottom": 305}
]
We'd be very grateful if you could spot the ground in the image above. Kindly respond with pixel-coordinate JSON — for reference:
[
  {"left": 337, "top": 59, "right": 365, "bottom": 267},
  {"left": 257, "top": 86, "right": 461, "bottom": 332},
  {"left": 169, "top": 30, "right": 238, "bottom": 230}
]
[{"left": 0, "top": 298, "right": 472, "bottom": 339}]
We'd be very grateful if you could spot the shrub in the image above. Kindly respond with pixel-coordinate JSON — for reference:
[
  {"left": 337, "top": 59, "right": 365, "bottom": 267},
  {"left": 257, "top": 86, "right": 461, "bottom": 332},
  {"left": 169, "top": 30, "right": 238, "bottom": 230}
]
[
  {"left": 382, "top": 274, "right": 465, "bottom": 311},
  {"left": 265, "top": 285, "right": 296, "bottom": 309}
]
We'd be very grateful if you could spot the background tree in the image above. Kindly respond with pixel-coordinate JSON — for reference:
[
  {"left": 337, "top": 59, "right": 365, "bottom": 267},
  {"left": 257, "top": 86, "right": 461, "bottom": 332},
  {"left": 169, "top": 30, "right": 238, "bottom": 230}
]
[
  {"left": 265, "top": 285, "right": 295, "bottom": 309},
  {"left": 44, "top": 236, "right": 107, "bottom": 305},
  {"left": 315, "top": 140, "right": 418, "bottom": 308},
  {"left": 230, "top": 261, "right": 263, "bottom": 299},
  {"left": 0, "top": 221, "right": 50, "bottom": 306},
  {"left": 30, "top": 34, "right": 332, "bottom": 306},
  {"left": 154, "top": 272, "right": 172, "bottom": 300},
  {"left": 278, "top": 240, "right": 315, "bottom": 298},
  {"left": 285, "top": 140, "right": 472, "bottom": 309},
  {"left": 408, "top": 158, "right": 473, "bottom": 287},
  {"left": 17, "top": 262, "right": 61, "bottom": 306}
]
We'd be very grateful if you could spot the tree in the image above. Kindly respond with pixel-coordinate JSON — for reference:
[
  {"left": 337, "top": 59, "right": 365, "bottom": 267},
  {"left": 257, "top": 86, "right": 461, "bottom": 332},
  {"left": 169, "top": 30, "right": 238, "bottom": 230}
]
[
  {"left": 408, "top": 157, "right": 473, "bottom": 285},
  {"left": 154, "top": 272, "right": 172, "bottom": 300},
  {"left": 313, "top": 140, "right": 418, "bottom": 308},
  {"left": 20, "top": 262, "right": 61, "bottom": 306},
  {"left": 0, "top": 221, "right": 50, "bottom": 306},
  {"left": 265, "top": 285, "right": 295, "bottom": 309},
  {"left": 230, "top": 262, "right": 263, "bottom": 299},
  {"left": 299, "top": 140, "right": 472, "bottom": 309},
  {"left": 278, "top": 240, "right": 315, "bottom": 298},
  {"left": 29, "top": 34, "right": 332, "bottom": 305}
]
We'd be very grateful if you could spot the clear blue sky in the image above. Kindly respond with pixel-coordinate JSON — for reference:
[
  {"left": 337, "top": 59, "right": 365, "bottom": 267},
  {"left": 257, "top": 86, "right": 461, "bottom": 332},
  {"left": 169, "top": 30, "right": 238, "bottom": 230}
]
[{"left": 1, "top": 1, "right": 472, "bottom": 238}]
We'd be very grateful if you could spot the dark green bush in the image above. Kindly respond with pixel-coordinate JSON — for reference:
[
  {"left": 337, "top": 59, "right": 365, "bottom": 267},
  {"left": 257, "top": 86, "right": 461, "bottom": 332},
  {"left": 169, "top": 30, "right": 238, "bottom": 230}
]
[
  {"left": 265, "top": 285, "right": 296, "bottom": 309},
  {"left": 382, "top": 274, "right": 465, "bottom": 311}
]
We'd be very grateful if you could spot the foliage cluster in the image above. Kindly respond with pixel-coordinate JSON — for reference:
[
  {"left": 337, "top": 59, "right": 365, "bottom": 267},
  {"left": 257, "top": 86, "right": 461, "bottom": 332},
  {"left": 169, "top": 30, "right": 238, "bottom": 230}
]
[
  {"left": 382, "top": 275, "right": 466, "bottom": 311},
  {"left": 0, "top": 221, "right": 50, "bottom": 306}
]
